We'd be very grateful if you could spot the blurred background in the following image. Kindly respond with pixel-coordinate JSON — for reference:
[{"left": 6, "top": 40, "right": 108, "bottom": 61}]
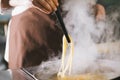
[
  {"left": 0, "top": 12, "right": 11, "bottom": 70},
  {"left": 0, "top": 0, "right": 12, "bottom": 70},
  {"left": 0, "top": 0, "right": 120, "bottom": 71}
]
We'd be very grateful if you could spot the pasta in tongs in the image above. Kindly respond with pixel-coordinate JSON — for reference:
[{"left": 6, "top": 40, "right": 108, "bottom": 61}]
[
  {"left": 58, "top": 35, "right": 74, "bottom": 78},
  {"left": 55, "top": 7, "right": 74, "bottom": 78}
]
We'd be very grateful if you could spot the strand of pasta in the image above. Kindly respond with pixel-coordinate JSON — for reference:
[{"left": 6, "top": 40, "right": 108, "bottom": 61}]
[{"left": 58, "top": 35, "right": 74, "bottom": 78}]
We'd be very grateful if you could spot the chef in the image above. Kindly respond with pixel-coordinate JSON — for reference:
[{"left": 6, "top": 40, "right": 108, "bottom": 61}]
[{"left": 4, "top": 0, "right": 63, "bottom": 69}]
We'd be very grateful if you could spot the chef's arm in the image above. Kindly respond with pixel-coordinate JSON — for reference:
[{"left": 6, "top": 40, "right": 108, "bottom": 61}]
[
  {"left": 32, "top": 0, "right": 59, "bottom": 14},
  {"left": 95, "top": 3, "right": 106, "bottom": 21}
]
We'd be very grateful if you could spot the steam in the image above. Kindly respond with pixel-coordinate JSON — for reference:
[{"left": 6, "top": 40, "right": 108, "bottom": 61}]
[
  {"left": 62, "top": 0, "right": 120, "bottom": 78},
  {"left": 62, "top": 0, "right": 100, "bottom": 74},
  {"left": 28, "top": 0, "right": 120, "bottom": 79}
]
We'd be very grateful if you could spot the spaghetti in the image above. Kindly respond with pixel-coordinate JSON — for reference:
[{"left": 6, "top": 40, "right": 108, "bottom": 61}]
[{"left": 57, "top": 35, "right": 74, "bottom": 78}]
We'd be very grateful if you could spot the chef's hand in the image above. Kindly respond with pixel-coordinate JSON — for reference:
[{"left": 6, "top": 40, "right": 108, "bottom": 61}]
[
  {"left": 95, "top": 4, "right": 106, "bottom": 21},
  {"left": 32, "top": 0, "right": 59, "bottom": 14}
]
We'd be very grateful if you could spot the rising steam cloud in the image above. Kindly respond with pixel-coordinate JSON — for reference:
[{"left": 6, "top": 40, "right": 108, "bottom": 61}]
[
  {"left": 62, "top": 0, "right": 100, "bottom": 74},
  {"left": 62, "top": 0, "right": 120, "bottom": 78},
  {"left": 29, "top": 0, "right": 120, "bottom": 79}
]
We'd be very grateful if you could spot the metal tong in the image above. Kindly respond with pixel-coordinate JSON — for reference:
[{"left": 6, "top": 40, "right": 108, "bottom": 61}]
[{"left": 21, "top": 68, "right": 38, "bottom": 80}]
